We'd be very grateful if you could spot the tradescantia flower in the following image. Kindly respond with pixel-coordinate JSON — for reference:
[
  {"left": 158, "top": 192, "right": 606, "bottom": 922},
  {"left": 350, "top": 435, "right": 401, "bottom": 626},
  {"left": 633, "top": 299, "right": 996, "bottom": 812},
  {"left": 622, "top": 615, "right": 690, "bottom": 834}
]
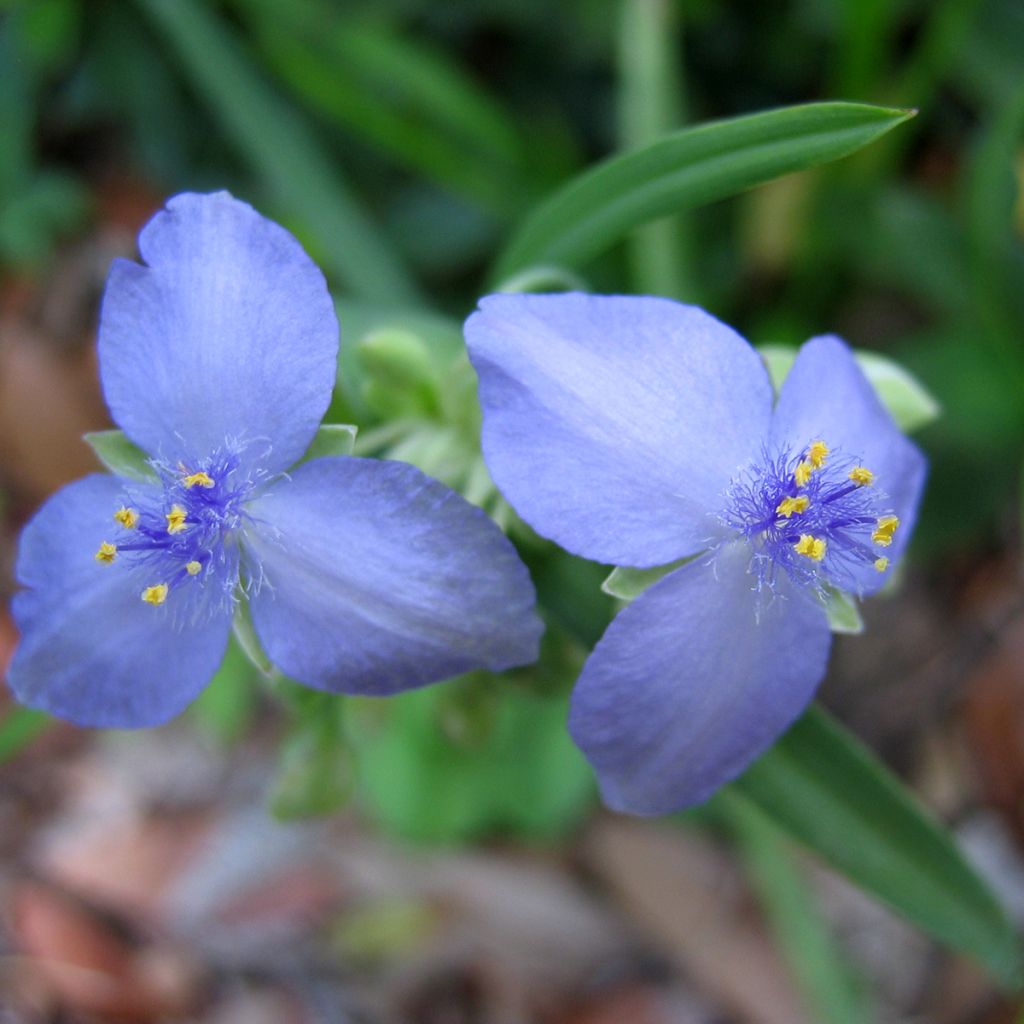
[
  {"left": 8, "top": 192, "right": 541, "bottom": 728},
  {"left": 465, "top": 293, "right": 926, "bottom": 814}
]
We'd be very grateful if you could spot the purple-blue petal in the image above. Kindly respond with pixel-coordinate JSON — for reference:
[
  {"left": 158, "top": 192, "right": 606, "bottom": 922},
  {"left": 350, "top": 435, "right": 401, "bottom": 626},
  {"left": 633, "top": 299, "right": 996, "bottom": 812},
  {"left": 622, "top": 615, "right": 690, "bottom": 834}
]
[
  {"left": 568, "top": 540, "right": 832, "bottom": 813},
  {"left": 243, "top": 457, "right": 542, "bottom": 695},
  {"left": 769, "top": 335, "right": 927, "bottom": 593},
  {"left": 8, "top": 475, "right": 232, "bottom": 727},
  {"left": 99, "top": 192, "right": 339, "bottom": 476},
  {"left": 465, "top": 293, "right": 773, "bottom": 568}
]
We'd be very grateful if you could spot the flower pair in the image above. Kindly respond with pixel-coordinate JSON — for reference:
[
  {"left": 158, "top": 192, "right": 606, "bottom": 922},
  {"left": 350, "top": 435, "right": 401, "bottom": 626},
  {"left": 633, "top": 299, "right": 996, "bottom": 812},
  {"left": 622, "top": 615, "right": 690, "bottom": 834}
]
[{"left": 8, "top": 193, "right": 541, "bottom": 727}]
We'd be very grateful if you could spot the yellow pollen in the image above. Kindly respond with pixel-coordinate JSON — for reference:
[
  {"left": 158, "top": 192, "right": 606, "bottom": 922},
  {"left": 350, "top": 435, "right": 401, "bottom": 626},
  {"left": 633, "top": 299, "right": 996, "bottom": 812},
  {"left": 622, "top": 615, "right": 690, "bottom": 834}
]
[
  {"left": 185, "top": 560, "right": 202, "bottom": 576},
  {"left": 793, "top": 460, "right": 814, "bottom": 487},
  {"left": 114, "top": 506, "right": 139, "bottom": 529},
  {"left": 849, "top": 466, "right": 874, "bottom": 486},
  {"left": 183, "top": 470, "right": 214, "bottom": 489},
  {"left": 807, "top": 440, "right": 829, "bottom": 468},
  {"left": 94, "top": 541, "right": 117, "bottom": 564},
  {"left": 776, "top": 495, "right": 810, "bottom": 518},
  {"left": 872, "top": 515, "right": 900, "bottom": 547},
  {"left": 166, "top": 504, "right": 188, "bottom": 534},
  {"left": 794, "top": 534, "right": 827, "bottom": 562},
  {"left": 874, "top": 556, "right": 890, "bottom": 573},
  {"left": 141, "top": 583, "right": 169, "bottom": 605}
]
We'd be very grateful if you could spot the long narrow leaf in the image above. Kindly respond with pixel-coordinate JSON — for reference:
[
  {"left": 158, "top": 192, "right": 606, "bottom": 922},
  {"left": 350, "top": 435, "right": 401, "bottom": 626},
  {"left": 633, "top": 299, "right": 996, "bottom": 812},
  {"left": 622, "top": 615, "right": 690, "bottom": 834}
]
[
  {"left": 492, "top": 101, "right": 914, "bottom": 282},
  {"left": 135, "top": 0, "right": 421, "bottom": 305},
  {"left": 732, "top": 705, "right": 1020, "bottom": 988}
]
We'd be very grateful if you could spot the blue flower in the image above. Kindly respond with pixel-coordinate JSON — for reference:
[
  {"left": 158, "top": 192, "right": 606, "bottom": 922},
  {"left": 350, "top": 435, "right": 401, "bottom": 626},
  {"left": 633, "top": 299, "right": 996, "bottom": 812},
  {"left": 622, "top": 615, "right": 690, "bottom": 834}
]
[
  {"left": 8, "top": 192, "right": 541, "bottom": 728},
  {"left": 465, "top": 292, "right": 926, "bottom": 814}
]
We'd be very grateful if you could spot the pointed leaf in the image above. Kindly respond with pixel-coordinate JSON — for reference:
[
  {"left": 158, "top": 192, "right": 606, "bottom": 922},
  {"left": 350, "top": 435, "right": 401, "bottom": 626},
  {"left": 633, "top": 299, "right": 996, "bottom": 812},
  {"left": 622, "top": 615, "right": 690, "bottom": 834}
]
[
  {"left": 493, "top": 102, "right": 915, "bottom": 281},
  {"left": 732, "top": 704, "right": 1021, "bottom": 988}
]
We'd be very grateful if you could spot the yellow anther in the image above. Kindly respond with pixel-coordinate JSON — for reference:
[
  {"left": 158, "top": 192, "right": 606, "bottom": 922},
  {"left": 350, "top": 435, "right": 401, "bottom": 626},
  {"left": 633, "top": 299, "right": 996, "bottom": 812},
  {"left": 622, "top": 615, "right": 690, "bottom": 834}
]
[
  {"left": 776, "top": 495, "right": 810, "bottom": 518},
  {"left": 794, "top": 534, "right": 827, "bottom": 562},
  {"left": 141, "top": 583, "right": 169, "bottom": 605},
  {"left": 166, "top": 504, "right": 188, "bottom": 534},
  {"left": 849, "top": 466, "right": 874, "bottom": 487},
  {"left": 114, "top": 506, "right": 139, "bottom": 529},
  {"left": 874, "top": 556, "right": 890, "bottom": 573},
  {"left": 185, "top": 560, "right": 202, "bottom": 576},
  {"left": 182, "top": 471, "right": 214, "bottom": 489},
  {"left": 793, "top": 460, "right": 814, "bottom": 487},
  {"left": 807, "top": 440, "right": 829, "bottom": 468},
  {"left": 94, "top": 541, "right": 117, "bottom": 564},
  {"left": 872, "top": 515, "right": 900, "bottom": 547}
]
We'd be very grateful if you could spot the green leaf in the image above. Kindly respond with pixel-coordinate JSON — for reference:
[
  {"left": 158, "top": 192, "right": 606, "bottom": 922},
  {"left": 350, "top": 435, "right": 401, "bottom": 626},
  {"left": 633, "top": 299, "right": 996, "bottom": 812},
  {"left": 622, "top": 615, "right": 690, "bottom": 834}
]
[
  {"left": 83, "top": 429, "right": 157, "bottom": 482},
  {"left": 298, "top": 423, "right": 358, "bottom": 464},
  {"left": 0, "top": 705, "right": 50, "bottom": 763},
  {"left": 602, "top": 556, "right": 696, "bottom": 601},
  {"left": 732, "top": 705, "right": 1021, "bottom": 987},
  {"left": 492, "top": 102, "right": 915, "bottom": 282},
  {"left": 724, "top": 792, "right": 873, "bottom": 1024},
  {"left": 350, "top": 677, "right": 593, "bottom": 843},
  {"left": 821, "top": 587, "right": 864, "bottom": 635},
  {"left": 757, "top": 344, "right": 940, "bottom": 433},
  {"left": 135, "top": 0, "right": 421, "bottom": 305}
]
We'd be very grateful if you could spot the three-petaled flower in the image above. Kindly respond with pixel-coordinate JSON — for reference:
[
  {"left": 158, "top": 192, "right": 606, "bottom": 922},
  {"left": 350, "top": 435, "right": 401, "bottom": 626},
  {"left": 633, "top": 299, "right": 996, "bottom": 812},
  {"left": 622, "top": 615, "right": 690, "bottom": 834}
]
[
  {"left": 9, "top": 192, "right": 541, "bottom": 727},
  {"left": 466, "top": 293, "right": 926, "bottom": 813}
]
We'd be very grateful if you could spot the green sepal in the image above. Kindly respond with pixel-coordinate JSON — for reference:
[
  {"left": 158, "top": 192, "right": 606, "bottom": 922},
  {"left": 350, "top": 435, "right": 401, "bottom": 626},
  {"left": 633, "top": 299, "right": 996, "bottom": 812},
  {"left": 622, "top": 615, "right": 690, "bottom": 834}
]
[
  {"left": 83, "top": 429, "right": 158, "bottom": 482},
  {"left": 821, "top": 587, "right": 864, "bottom": 635},
  {"left": 298, "top": 423, "right": 358, "bottom": 463},
  {"left": 757, "top": 344, "right": 940, "bottom": 433},
  {"left": 601, "top": 555, "right": 697, "bottom": 601},
  {"left": 232, "top": 599, "right": 273, "bottom": 675}
]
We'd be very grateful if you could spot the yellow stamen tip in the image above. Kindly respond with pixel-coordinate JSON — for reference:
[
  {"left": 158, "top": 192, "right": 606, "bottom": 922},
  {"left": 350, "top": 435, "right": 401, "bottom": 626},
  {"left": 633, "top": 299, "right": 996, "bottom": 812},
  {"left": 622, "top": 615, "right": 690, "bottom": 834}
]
[
  {"left": 166, "top": 504, "right": 188, "bottom": 534},
  {"left": 794, "top": 534, "right": 827, "bottom": 562},
  {"left": 182, "top": 471, "right": 214, "bottom": 489},
  {"left": 776, "top": 495, "right": 810, "bottom": 518},
  {"left": 114, "top": 506, "right": 139, "bottom": 529},
  {"left": 141, "top": 583, "right": 169, "bottom": 605},
  {"left": 793, "top": 461, "right": 814, "bottom": 487},
  {"left": 872, "top": 515, "right": 900, "bottom": 547},
  {"left": 186, "top": 560, "right": 202, "bottom": 576},
  {"left": 94, "top": 541, "right": 117, "bottom": 564},
  {"left": 849, "top": 466, "right": 874, "bottom": 486},
  {"left": 874, "top": 557, "right": 890, "bottom": 573},
  {"left": 807, "top": 440, "right": 829, "bottom": 468}
]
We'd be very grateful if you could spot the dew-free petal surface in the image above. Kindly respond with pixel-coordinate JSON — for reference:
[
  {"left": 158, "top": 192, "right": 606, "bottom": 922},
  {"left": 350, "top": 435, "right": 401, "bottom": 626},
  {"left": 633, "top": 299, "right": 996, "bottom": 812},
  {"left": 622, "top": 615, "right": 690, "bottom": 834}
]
[
  {"left": 466, "top": 293, "right": 773, "bottom": 567},
  {"left": 99, "top": 192, "right": 339, "bottom": 476},
  {"left": 244, "top": 457, "right": 542, "bottom": 695},
  {"left": 568, "top": 541, "right": 831, "bottom": 813},
  {"left": 9, "top": 475, "right": 232, "bottom": 727},
  {"left": 769, "top": 335, "right": 927, "bottom": 593}
]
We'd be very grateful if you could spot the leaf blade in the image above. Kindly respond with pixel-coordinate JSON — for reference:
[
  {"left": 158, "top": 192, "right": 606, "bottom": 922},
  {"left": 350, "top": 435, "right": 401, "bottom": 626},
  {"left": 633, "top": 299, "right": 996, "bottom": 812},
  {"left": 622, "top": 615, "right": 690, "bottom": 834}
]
[
  {"left": 493, "top": 102, "right": 915, "bottom": 282},
  {"left": 732, "top": 704, "right": 1021, "bottom": 987}
]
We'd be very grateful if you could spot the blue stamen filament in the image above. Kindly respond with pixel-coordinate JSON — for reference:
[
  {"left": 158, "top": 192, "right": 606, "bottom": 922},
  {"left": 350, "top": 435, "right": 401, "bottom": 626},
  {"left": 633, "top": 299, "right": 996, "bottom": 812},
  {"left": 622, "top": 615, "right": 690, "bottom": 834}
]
[
  {"left": 721, "top": 439, "right": 900, "bottom": 595},
  {"left": 93, "top": 442, "right": 268, "bottom": 619}
]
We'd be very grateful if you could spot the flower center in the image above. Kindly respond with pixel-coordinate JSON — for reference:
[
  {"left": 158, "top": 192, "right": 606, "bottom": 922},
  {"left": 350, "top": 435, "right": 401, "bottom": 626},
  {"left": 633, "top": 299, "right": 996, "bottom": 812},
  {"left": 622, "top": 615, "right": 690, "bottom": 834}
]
[
  {"left": 721, "top": 439, "right": 898, "bottom": 594},
  {"left": 93, "top": 445, "right": 265, "bottom": 615}
]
